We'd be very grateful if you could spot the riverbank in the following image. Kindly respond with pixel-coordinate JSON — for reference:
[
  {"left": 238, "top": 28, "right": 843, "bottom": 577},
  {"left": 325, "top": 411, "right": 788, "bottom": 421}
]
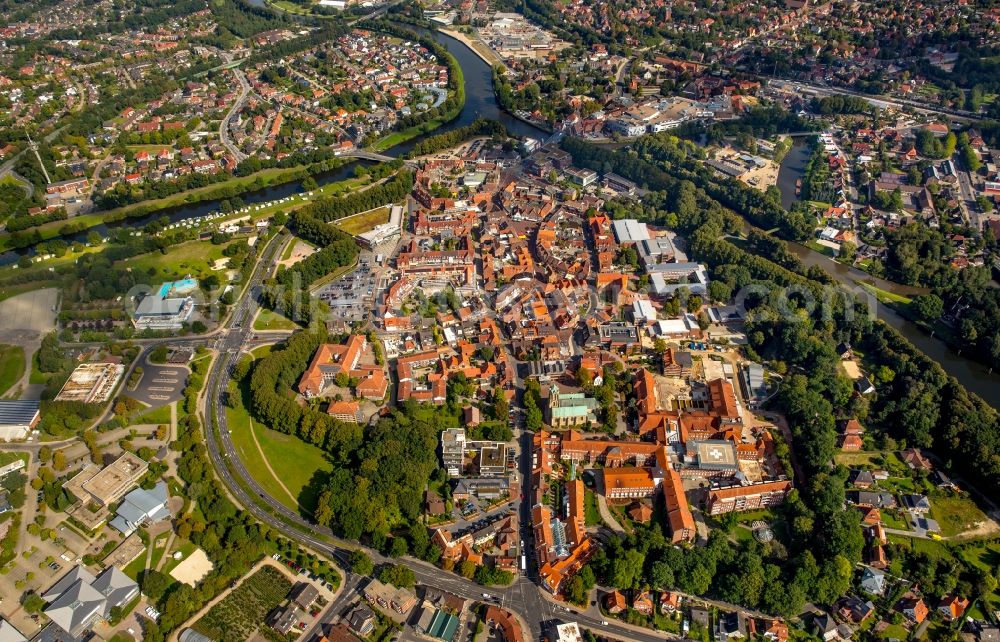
[
  {"left": 0, "top": 162, "right": 340, "bottom": 252},
  {"left": 438, "top": 27, "right": 505, "bottom": 69}
]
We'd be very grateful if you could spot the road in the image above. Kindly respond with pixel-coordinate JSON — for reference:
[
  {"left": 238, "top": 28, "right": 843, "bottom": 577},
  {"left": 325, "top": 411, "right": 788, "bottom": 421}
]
[
  {"left": 220, "top": 68, "right": 251, "bottom": 163},
  {"left": 193, "top": 233, "right": 675, "bottom": 642},
  {"left": 953, "top": 151, "right": 983, "bottom": 231},
  {"left": 765, "top": 78, "right": 986, "bottom": 123}
]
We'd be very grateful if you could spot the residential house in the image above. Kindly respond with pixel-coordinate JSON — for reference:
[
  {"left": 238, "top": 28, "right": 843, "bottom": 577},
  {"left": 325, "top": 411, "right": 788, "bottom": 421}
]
[
  {"left": 898, "top": 596, "right": 929, "bottom": 623},
  {"left": 605, "top": 590, "right": 626, "bottom": 615},
  {"left": 938, "top": 595, "right": 969, "bottom": 621},
  {"left": 859, "top": 567, "right": 886, "bottom": 595},
  {"left": 633, "top": 590, "right": 654, "bottom": 616}
]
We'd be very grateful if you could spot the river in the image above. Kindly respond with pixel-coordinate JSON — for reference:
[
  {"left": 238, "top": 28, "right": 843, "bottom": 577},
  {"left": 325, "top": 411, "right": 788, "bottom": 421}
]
[
  {"left": 1, "top": 25, "right": 546, "bottom": 257},
  {"left": 776, "top": 137, "right": 1000, "bottom": 406},
  {"left": 14, "top": 17, "right": 1000, "bottom": 406}
]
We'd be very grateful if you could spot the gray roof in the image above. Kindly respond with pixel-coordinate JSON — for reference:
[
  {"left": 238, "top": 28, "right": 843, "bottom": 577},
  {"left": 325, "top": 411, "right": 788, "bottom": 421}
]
[
  {"left": 110, "top": 481, "right": 170, "bottom": 534},
  {"left": 0, "top": 400, "right": 40, "bottom": 426},
  {"left": 135, "top": 296, "right": 188, "bottom": 317},
  {"left": 612, "top": 219, "right": 650, "bottom": 243},
  {"left": 44, "top": 577, "right": 105, "bottom": 636},
  {"left": 179, "top": 630, "right": 214, "bottom": 642},
  {"left": 43, "top": 566, "right": 139, "bottom": 637},
  {"left": 91, "top": 566, "right": 139, "bottom": 610},
  {"left": 0, "top": 619, "right": 27, "bottom": 642},
  {"left": 860, "top": 566, "right": 886, "bottom": 594},
  {"left": 43, "top": 566, "right": 97, "bottom": 602}
]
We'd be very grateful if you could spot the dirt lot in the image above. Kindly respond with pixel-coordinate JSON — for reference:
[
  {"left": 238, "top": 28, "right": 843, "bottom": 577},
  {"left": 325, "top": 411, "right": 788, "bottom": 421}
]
[
  {"left": 277, "top": 240, "right": 316, "bottom": 268},
  {"left": 0, "top": 288, "right": 58, "bottom": 343}
]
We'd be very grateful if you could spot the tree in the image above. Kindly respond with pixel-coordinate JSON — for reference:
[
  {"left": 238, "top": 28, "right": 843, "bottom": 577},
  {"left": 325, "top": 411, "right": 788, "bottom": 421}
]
[
  {"left": 378, "top": 564, "right": 415, "bottom": 588},
  {"left": 910, "top": 293, "right": 944, "bottom": 324},
  {"left": 52, "top": 450, "right": 66, "bottom": 471},
  {"left": 140, "top": 570, "right": 172, "bottom": 603},
  {"left": 576, "top": 366, "right": 593, "bottom": 390},
  {"left": 389, "top": 536, "right": 408, "bottom": 558},
  {"left": 610, "top": 549, "right": 645, "bottom": 589},
  {"left": 350, "top": 550, "right": 374, "bottom": 576},
  {"left": 839, "top": 241, "right": 857, "bottom": 262},
  {"left": 458, "top": 560, "right": 477, "bottom": 579},
  {"left": 492, "top": 386, "right": 508, "bottom": 421}
]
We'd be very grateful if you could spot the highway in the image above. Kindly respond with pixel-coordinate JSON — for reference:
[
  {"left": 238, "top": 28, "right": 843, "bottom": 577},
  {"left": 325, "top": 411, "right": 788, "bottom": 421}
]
[{"left": 194, "top": 235, "right": 675, "bottom": 642}]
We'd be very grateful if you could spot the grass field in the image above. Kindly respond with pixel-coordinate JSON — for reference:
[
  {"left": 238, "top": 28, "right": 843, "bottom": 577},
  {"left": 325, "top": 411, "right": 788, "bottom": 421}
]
[
  {"left": 881, "top": 510, "right": 910, "bottom": 530},
  {"left": 161, "top": 540, "right": 197, "bottom": 575},
  {"left": 584, "top": 488, "right": 601, "bottom": 527},
  {"left": 859, "top": 282, "right": 913, "bottom": 306},
  {"left": 252, "top": 308, "right": 301, "bottom": 331},
  {"left": 931, "top": 494, "right": 990, "bottom": 538},
  {"left": 133, "top": 404, "right": 172, "bottom": 425},
  {"left": 149, "top": 531, "right": 171, "bottom": 571},
  {"left": 123, "top": 547, "right": 149, "bottom": 581},
  {"left": 833, "top": 451, "right": 883, "bottom": 466},
  {"left": 371, "top": 117, "right": 451, "bottom": 152},
  {"left": 0, "top": 344, "right": 26, "bottom": 397},
  {"left": 335, "top": 206, "right": 391, "bottom": 235},
  {"left": 806, "top": 239, "right": 837, "bottom": 257},
  {"left": 117, "top": 238, "right": 237, "bottom": 283},
  {"left": 227, "top": 369, "right": 332, "bottom": 515}
]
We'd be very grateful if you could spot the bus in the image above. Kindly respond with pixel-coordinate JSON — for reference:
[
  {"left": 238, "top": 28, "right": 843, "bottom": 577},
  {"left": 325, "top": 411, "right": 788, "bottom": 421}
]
[{"left": 520, "top": 555, "right": 526, "bottom": 572}]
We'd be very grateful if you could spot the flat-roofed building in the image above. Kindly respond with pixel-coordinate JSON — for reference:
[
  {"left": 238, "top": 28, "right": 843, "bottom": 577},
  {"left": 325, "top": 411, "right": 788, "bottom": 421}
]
[
  {"left": 692, "top": 439, "right": 739, "bottom": 475},
  {"left": 612, "top": 219, "right": 650, "bottom": 244},
  {"left": 55, "top": 363, "right": 125, "bottom": 404},
  {"left": 0, "top": 400, "right": 40, "bottom": 441},
  {"left": 66, "top": 453, "right": 148, "bottom": 507},
  {"left": 132, "top": 294, "right": 194, "bottom": 330},
  {"left": 441, "top": 427, "right": 466, "bottom": 477}
]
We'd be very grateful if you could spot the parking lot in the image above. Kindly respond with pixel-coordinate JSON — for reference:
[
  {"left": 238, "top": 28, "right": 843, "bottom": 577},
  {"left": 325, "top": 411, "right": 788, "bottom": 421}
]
[
  {"left": 131, "top": 361, "right": 187, "bottom": 407},
  {"left": 316, "top": 255, "right": 378, "bottom": 324}
]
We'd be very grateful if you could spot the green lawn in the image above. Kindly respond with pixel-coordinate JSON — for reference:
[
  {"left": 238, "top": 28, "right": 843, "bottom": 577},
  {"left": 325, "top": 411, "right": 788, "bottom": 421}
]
[
  {"left": 881, "top": 509, "right": 910, "bottom": 530},
  {"left": 227, "top": 369, "right": 332, "bottom": 515},
  {"left": 859, "top": 282, "right": 913, "bottom": 306},
  {"left": 930, "top": 493, "right": 990, "bottom": 538},
  {"left": 335, "top": 206, "right": 391, "bottom": 235},
  {"left": 0, "top": 165, "right": 315, "bottom": 252},
  {"left": 252, "top": 309, "right": 301, "bottom": 331},
  {"left": 834, "top": 451, "right": 882, "bottom": 466},
  {"left": 881, "top": 624, "right": 909, "bottom": 639},
  {"left": 371, "top": 117, "right": 452, "bottom": 152},
  {"left": 116, "top": 238, "right": 237, "bottom": 283},
  {"left": 0, "top": 344, "right": 26, "bottom": 397},
  {"left": 123, "top": 547, "right": 150, "bottom": 581},
  {"left": 133, "top": 404, "right": 172, "bottom": 426},
  {"left": 148, "top": 531, "right": 171, "bottom": 571},
  {"left": 584, "top": 488, "right": 601, "bottom": 527},
  {"left": 806, "top": 239, "right": 837, "bottom": 257}
]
